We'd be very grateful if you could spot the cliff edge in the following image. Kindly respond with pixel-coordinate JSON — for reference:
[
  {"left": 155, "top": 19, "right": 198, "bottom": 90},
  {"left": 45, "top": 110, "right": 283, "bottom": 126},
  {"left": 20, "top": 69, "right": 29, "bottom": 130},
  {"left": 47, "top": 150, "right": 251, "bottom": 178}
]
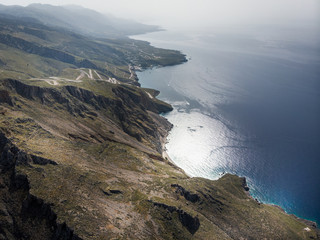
[{"left": 0, "top": 79, "right": 318, "bottom": 239}]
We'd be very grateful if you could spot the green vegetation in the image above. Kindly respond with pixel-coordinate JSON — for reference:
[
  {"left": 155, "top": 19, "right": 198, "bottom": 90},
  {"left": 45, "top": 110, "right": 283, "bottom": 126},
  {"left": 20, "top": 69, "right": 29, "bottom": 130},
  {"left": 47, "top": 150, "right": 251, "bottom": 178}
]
[{"left": 0, "top": 15, "right": 186, "bottom": 86}]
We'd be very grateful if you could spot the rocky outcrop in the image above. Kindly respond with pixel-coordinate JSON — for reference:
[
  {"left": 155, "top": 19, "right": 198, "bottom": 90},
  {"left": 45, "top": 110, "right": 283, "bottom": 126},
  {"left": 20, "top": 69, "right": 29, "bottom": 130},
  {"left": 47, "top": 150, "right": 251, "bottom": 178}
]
[
  {"left": 1, "top": 79, "right": 170, "bottom": 153},
  {"left": 65, "top": 85, "right": 119, "bottom": 110},
  {"left": 65, "top": 84, "right": 172, "bottom": 146},
  {"left": 241, "top": 177, "right": 250, "bottom": 191},
  {"left": 149, "top": 201, "right": 200, "bottom": 235},
  {"left": 171, "top": 184, "right": 200, "bottom": 203},
  {"left": 21, "top": 194, "right": 81, "bottom": 240},
  {"left": 112, "top": 85, "right": 173, "bottom": 114},
  {"left": 3, "top": 79, "right": 97, "bottom": 118},
  {"left": 2, "top": 78, "right": 172, "bottom": 121},
  {"left": 0, "top": 90, "right": 13, "bottom": 106},
  {"left": 3, "top": 79, "right": 68, "bottom": 105},
  {"left": 0, "top": 132, "right": 80, "bottom": 240}
]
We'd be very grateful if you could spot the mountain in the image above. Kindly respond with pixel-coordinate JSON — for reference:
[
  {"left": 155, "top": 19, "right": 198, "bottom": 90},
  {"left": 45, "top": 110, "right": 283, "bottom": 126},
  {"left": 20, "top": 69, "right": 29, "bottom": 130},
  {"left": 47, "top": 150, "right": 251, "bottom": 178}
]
[
  {"left": 0, "top": 8, "right": 319, "bottom": 240},
  {"left": 0, "top": 14, "right": 186, "bottom": 85},
  {"left": 0, "top": 3, "right": 160, "bottom": 38}
]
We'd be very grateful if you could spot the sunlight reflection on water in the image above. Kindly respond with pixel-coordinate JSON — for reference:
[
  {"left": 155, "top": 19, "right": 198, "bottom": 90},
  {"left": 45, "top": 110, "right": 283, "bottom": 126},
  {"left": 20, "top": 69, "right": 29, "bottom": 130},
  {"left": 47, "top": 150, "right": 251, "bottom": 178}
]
[
  {"left": 135, "top": 29, "right": 320, "bottom": 224},
  {"left": 164, "top": 107, "right": 237, "bottom": 179}
]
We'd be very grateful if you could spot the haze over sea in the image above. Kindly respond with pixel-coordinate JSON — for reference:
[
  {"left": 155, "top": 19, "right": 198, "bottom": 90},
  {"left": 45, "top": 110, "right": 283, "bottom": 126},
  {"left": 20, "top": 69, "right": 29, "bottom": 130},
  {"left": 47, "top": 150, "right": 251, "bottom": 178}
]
[{"left": 132, "top": 26, "right": 320, "bottom": 224}]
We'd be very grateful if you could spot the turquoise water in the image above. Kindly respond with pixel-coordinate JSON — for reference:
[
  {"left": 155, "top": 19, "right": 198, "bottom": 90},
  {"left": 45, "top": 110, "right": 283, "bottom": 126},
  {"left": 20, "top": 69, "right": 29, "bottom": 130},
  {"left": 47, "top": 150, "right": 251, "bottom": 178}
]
[{"left": 133, "top": 28, "right": 320, "bottom": 224}]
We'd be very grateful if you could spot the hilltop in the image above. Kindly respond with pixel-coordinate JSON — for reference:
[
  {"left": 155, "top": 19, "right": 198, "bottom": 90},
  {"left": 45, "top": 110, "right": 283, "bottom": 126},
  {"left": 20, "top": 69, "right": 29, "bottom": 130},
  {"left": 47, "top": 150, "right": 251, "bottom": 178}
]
[
  {"left": 0, "top": 3, "right": 159, "bottom": 38},
  {"left": 0, "top": 8, "right": 319, "bottom": 240}
]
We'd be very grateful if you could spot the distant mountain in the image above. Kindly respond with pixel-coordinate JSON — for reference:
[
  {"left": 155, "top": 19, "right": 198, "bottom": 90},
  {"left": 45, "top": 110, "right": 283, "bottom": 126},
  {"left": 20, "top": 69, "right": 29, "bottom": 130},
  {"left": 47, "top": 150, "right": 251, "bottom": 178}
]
[
  {"left": 0, "top": 3, "right": 160, "bottom": 38},
  {"left": 0, "top": 14, "right": 186, "bottom": 83}
]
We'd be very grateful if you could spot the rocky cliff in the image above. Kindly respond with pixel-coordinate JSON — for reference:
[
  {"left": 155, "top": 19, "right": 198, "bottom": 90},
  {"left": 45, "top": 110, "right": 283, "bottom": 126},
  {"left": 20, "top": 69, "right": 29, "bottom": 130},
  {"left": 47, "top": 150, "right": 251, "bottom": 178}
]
[{"left": 0, "top": 133, "right": 80, "bottom": 240}]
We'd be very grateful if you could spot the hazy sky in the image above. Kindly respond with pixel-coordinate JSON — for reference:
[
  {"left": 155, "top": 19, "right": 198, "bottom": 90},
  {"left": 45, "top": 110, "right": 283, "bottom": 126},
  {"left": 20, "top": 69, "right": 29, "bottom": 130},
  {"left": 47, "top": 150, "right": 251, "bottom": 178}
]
[{"left": 0, "top": 0, "right": 318, "bottom": 30}]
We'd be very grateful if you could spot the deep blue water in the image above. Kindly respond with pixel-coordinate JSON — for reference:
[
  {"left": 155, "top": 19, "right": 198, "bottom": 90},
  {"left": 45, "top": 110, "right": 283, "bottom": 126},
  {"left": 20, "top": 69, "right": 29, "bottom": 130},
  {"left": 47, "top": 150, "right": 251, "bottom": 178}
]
[{"left": 132, "top": 27, "right": 320, "bottom": 224}]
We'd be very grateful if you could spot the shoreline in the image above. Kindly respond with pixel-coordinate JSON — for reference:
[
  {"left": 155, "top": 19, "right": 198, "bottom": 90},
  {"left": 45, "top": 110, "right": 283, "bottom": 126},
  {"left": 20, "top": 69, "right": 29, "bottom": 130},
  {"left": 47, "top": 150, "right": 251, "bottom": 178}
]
[
  {"left": 158, "top": 115, "right": 319, "bottom": 229},
  {"left": 141, "top": 67, "right": 320, "bottom": 230},
  {"left": 134, "top": 35, "right": 320, "bottom": 228},
  {"left": 155, "top": 112, "right": 191, "bottom": 177}
]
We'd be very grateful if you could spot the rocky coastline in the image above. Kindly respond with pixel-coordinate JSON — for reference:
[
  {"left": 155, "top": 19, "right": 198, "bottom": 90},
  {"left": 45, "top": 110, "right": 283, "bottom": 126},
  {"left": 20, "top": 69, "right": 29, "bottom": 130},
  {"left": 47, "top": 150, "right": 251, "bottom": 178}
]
[{"left": 0, "top": 77, "right": 319, "bottom": 239}]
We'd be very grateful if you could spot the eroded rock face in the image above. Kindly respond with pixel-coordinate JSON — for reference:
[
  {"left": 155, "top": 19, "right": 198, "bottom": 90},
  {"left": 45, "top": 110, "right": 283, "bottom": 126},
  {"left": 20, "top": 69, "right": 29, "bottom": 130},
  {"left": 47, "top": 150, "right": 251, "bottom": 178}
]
[
  {"left": 171, "top": 184, "right": 200, "bottom": 203},
  {"left": 241, "top": 177, "right": 250, "bottom": 191},
  {"left": 1, "top": 79, "right": 171, "bottom": 151},
  {"left": 150, "top": 201, "right": 200, "bottom": 235},
  {"left": 112, "top": 86, "right": 173, "bottom": 114},
  {"left": 0, "top": 133, "right": 81, "bottom": 240},
  {"left": 4, "top": 79, "right": 68, "bottom": 105},
  {"left": 0, "top": 90, "right": 13, "bottom": 106}
]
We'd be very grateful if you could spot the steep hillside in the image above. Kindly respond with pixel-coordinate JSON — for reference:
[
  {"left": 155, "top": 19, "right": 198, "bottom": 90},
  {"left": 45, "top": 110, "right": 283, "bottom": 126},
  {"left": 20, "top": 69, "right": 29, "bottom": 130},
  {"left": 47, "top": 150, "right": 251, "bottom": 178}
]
[
  {"left": 0, "top": 78, "right": 318, "bottom": 239},
  {"left": 0, "top": 15, "right": 186, "bottom": 85},
  {"left": 0, "top": 3, "right": 159, "bottom": 38}
]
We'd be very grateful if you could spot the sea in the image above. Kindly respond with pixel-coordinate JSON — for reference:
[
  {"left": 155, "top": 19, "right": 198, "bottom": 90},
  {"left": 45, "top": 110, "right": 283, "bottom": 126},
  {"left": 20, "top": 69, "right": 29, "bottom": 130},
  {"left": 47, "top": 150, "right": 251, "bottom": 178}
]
[{"left": 131, "top": 25, "right": 320, "bottom": 224}]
